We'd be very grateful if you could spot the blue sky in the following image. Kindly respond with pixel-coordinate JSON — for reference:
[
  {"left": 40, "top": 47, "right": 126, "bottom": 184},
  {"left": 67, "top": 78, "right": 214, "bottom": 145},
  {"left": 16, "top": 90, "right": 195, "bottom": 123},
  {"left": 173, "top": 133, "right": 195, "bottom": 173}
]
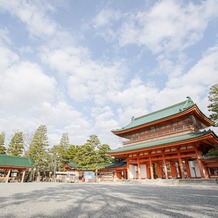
[{"left": 0, "top": 0, "right": 218, "bottom": 148}]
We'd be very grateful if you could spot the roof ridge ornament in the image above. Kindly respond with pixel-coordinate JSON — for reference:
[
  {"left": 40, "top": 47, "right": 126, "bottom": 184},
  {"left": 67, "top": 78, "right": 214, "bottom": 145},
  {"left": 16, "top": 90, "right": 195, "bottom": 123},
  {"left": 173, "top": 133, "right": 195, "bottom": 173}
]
[{"left": 179, "top": 96, "right": 194, "bottom": 111}]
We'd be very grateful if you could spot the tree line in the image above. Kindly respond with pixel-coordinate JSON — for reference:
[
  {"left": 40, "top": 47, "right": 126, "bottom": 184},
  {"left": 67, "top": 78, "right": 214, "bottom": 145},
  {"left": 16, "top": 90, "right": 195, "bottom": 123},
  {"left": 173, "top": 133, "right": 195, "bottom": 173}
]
[{"left": 0, "top": 125, "right": 113, "bottom": 173}]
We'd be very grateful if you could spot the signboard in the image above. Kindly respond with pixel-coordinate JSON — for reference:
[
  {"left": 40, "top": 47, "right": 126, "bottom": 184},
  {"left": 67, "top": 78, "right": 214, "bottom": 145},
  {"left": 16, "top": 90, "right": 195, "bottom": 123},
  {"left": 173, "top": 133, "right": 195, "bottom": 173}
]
[{"left": 84, "top": 171, "right": 95, "bottom": 179}]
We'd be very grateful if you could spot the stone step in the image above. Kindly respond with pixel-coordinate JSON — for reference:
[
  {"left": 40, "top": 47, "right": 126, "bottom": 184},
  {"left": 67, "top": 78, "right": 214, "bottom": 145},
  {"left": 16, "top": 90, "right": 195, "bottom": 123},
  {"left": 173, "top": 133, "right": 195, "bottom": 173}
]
[{"left": 121, "top": 178, "right": 218, "bottom": 185}]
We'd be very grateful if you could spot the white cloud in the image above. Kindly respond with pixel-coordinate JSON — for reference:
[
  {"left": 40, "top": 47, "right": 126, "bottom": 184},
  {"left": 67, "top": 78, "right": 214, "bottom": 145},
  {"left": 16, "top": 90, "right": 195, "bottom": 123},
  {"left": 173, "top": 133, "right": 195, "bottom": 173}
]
[
  {"left": 0, "top": 46, "right": 18, "bottom": 72},
  {"left": 106, "top": 43, "right": 218, "bottom": 128},
  {"left": 92, "top": 106, "right": 118, "bottom": 129},
  {"left": 41, "top": 46, "right": 89, "bottom": 74},
  {"left": 31, "top": 101, "right": 91, "bottom": 145},
  {"left": 107, "top": 77, "right": 159, "bottom": 125},
  {"left": 0, "top": 28, "right": 11, "bottom": 45},
  {"left": 19, "top": 46, "right": 34, "bottom": 54},
  {"left": 93, "top": 9, "right": 121, "bottom": 28},
  {"left": 0, "top": 59, "right": 56, "bottom": 112},
  {"left": 119, "top": 0, "right": 218, "bottom": 53},
  {"left": 41, "top": 46, "right": 126, "bottom": 104},
  {"left": 0, "top": 0, "right": 57, "bottom": 38},
  {"left": 91, "top": 106, "right": 120, "bottom": 147},
  {"left": 150, "top": 44, "right": 218, "bottom": 111},
  {"left": 167, "top": 45, "right": 218, "bottom": 88}
]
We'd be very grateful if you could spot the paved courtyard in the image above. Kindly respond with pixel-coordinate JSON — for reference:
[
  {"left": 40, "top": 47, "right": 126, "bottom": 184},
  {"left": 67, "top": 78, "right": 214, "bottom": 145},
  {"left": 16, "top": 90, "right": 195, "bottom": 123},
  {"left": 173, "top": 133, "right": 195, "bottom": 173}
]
[{"left": 0, "top": 182, "right": 217, "bottom": 218}]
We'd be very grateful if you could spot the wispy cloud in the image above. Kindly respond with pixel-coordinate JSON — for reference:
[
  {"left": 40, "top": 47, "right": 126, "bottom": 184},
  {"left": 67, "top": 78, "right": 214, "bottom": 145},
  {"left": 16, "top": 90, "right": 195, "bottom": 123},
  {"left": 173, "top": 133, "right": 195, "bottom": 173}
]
[
  {"left": 93, "top": 8, "right": 121, "bottom": 28},
  {"left": 0, "top": 0, "right": 57, "bottom": 38},
  {"left": 119, "top": 0, "right": 218, "bottom": 53}
]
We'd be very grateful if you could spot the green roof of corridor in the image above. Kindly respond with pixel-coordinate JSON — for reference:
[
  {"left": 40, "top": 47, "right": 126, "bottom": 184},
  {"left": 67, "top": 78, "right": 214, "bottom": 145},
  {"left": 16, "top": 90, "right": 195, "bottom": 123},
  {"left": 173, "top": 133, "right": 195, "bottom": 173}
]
[
  {"left": 67, "top": 162, "right": 78, "bottom": 168},
  {"left": 0, "top": 154, "right": 34, "bottom": 167},
  {"left": 112, "top": 97, "right": 195, "bottom": 132}
]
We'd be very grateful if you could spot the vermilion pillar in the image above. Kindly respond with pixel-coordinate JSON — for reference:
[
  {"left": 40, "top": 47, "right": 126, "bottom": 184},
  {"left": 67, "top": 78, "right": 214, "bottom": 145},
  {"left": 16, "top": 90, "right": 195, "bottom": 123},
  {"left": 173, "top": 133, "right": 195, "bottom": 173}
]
[
  {"left": 157, "top": 162, "right": 162, "bottom": 178},
  {"left": 177, "top": 148, "right": 185, "bottom": 178},
  {"left": 170, "top": 161, "right": 177, "bottom": 178},
  {"left": 146, "top": 163, "right": 151, "bottom": 179}
]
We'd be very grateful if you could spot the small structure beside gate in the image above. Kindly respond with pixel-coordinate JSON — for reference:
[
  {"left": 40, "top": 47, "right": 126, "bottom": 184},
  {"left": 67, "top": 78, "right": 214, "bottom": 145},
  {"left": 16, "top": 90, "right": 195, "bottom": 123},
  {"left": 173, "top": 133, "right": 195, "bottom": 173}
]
[{"left": 0, "top": 154, "right": 34, "bottom": 183}]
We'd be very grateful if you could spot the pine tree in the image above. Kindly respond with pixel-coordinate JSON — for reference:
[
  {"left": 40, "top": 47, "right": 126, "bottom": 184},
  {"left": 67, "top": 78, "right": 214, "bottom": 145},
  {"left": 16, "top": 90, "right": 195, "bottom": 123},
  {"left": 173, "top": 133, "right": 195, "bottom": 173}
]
[
  {"left": 67, "top": 144, "right": 76, "bottom": 162},
  {"left": 75, "top": 143, "right": 96, "bottom": 170},
  {"left": 51, "top": 144, "right": 65, "bottom": 171},
  {"left": 0, "top": 132, "right": 6, "bottom": 154},
  {"left": 60, "top": 133, "right": 70, "bottom": 150},
  {"left": 208, "top": 84, "right": 218, "bottom": 126},
  {"left": 74, "top": 135, "right": 112, "bottom": 170},
  {"left": 7, "top": 132, "right": 24, "bottom": 156},
  {"left": 28, "top": 125, "right": 49, "bottom": 172},
  {"left": 51, "top": 133, "right": 71, "bottom": 170},
  {"left": 97, "top": 144, "right": 112, "bottom": 165}
]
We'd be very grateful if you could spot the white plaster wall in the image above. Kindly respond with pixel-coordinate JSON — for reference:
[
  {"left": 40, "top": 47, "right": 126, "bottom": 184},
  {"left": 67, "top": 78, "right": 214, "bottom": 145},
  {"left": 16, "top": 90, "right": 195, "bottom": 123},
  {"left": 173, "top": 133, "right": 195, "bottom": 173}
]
[
  {"left": 140, "top": 164, "right": 146, "bottom": 178},
  {"left": 129, "top": 165, "right": 135, "bottom": 179},
  {"left": 189, "top": 161, "right": 201, "bottom": 177}
]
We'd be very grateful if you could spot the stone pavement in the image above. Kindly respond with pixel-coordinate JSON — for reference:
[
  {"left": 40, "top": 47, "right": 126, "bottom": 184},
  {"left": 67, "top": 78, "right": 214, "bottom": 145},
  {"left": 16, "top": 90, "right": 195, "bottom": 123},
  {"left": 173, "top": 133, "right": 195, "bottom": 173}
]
[{"left": 0, "top": 182, "right": 217, "bottom": 218}]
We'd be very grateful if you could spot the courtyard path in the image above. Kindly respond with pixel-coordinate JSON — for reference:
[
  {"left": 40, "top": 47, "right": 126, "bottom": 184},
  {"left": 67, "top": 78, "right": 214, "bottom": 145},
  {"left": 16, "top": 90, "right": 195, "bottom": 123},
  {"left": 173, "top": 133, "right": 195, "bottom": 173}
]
[{"left": 0, "top": 182, "right": 217, "bottom": 218}]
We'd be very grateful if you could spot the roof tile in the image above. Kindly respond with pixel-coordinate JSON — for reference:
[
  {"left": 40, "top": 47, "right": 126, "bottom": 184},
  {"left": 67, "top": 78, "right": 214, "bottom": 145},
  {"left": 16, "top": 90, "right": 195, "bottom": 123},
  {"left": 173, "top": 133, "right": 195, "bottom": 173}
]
[{"left": 0, "top": 155, "right": 34, "bottom": 167}]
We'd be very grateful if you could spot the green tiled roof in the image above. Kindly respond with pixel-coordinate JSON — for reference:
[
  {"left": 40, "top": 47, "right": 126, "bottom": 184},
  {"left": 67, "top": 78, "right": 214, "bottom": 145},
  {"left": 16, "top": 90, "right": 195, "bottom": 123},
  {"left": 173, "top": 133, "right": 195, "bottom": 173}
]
[
  {"left": 0, "top": 154, "right": 34, "bottom": 167},
  {"left": 104, "top": 160, "right": 126, "bottom": 168},
  {"left": 112, "top": 97, "right": 194, "bottom": 132},
  {"left": 108, "top": 130, "right": 214, "bottom": 154},
  {"left": 68, "top": 162, "right": 78, "bottom": 168}
]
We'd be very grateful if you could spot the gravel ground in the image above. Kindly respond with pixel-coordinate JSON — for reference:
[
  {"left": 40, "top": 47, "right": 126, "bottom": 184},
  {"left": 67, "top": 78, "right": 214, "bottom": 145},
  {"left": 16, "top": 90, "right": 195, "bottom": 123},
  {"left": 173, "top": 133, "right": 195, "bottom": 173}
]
[{"left": 0, "top": 182, "right": 217, "bottom": 218}]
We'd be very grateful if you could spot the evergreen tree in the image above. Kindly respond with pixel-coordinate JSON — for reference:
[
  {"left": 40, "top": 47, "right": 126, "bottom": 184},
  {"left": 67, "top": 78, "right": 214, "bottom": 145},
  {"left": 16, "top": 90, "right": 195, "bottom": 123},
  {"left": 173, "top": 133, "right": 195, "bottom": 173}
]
[
  {"left": 28, "top": 125, "right": 49, "bottom": 172},
  {"left": 97, "top": 144, "right": 112, "bottom": 165},
  {"left": 67, "top": 144, "right": 76, "bottom": 162},
  {"left": 75, "top": 143, "right": 96, "bottom": 170},
  {"left": 51, "top": 144, "right": 65, "bottom": 171},
  {"left": 51, "top": 133, "right": 71, "bottom": 170},
  {"left": 87, "top": 134, "right": 101, "bottom": 148},
  {"left": 206, "top": 144, "right": 218, "bottom": 157},
  {"left": 7, "top": 132, "right": 24, "bottom": 156},
  {"left": 60, "top": 133, "right": 70, "bottom": 150},
  {"left": 208, "top": 84, "right": 218, "bottom": 126},
  {"left": 0, "top": 132, "right": 6, "bottom": 154},
  {"left": 75, "top": 135, "right": 112, "bottom": 170}
]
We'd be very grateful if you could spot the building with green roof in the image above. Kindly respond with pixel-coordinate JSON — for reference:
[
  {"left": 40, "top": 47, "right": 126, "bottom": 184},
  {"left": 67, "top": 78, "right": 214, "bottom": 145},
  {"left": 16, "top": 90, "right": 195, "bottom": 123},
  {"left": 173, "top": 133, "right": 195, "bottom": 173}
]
[
  {"left": 0, "top": 154, "right": 34, "bottom": 183},
  {"left": 107, "top": 97, "right": 218, "bottom": 180}
]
